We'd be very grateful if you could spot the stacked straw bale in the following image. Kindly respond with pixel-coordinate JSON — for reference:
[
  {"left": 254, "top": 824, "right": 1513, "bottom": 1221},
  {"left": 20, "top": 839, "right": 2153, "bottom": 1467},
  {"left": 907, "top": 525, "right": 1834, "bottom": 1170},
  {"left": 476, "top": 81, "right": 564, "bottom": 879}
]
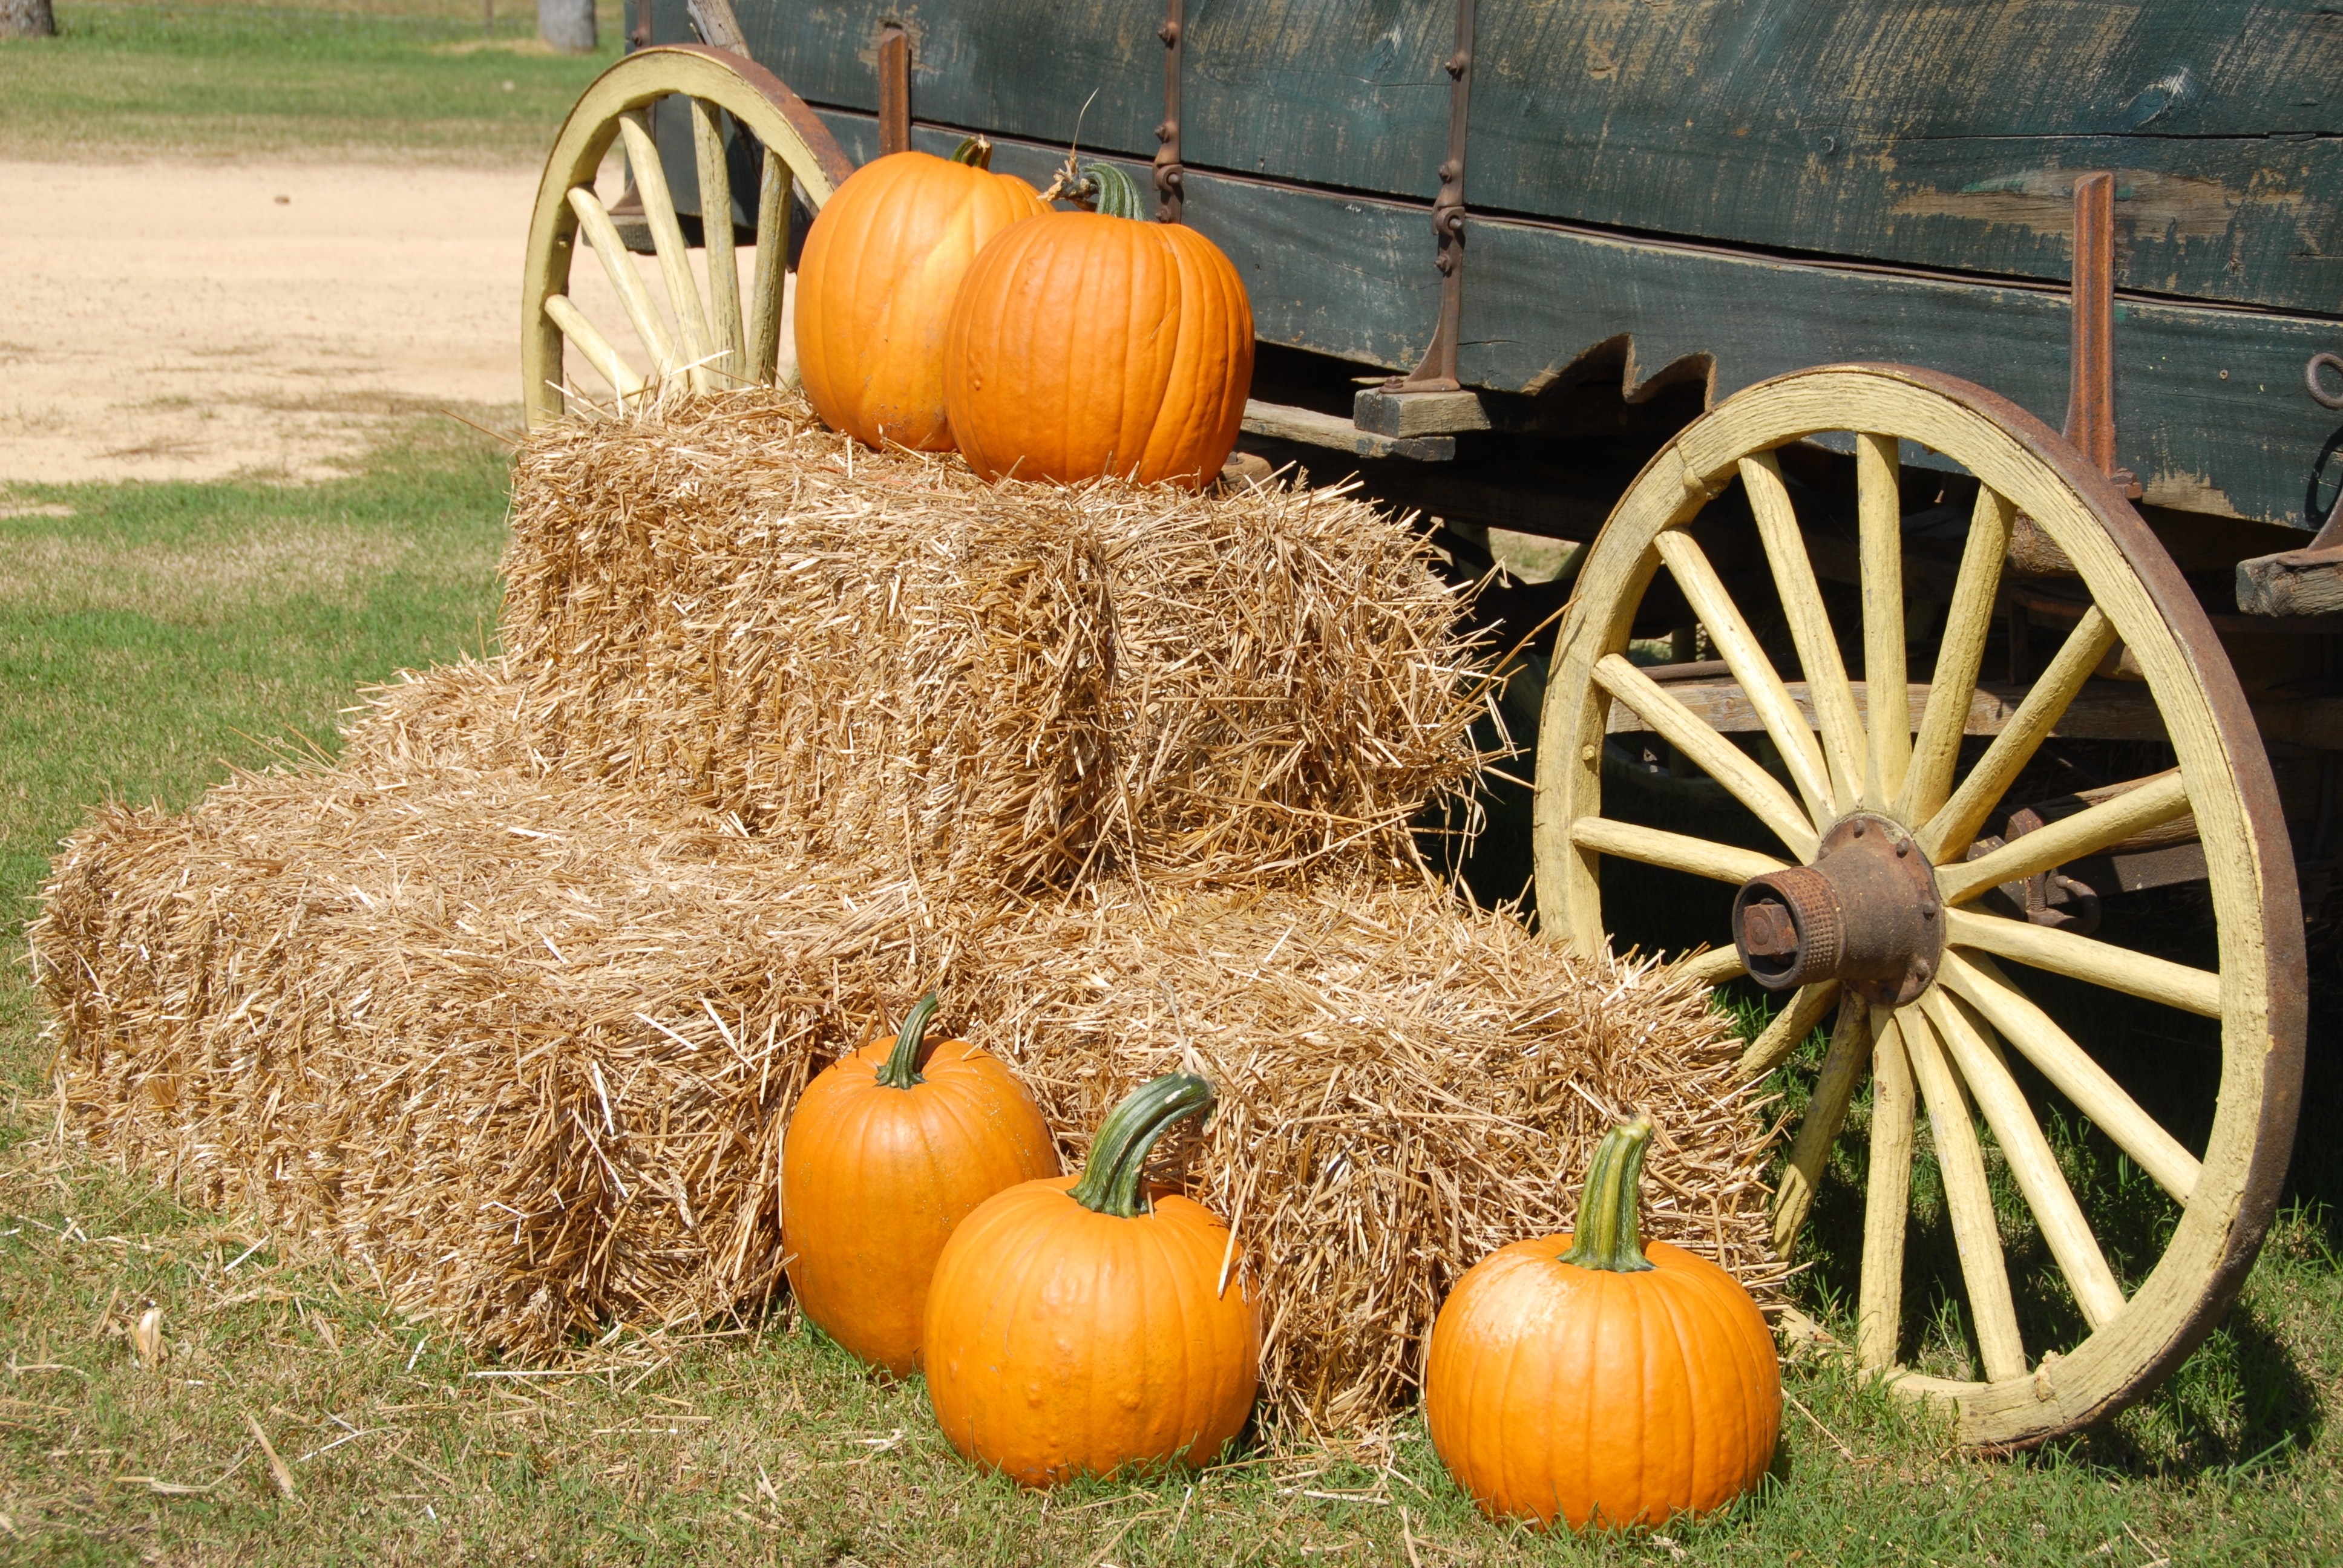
[
  {"left": 35, "top": 390, "right": 1781, "bottom": 1437},
  {"left": 497, "top": 396, "right": 1489, "bottom": 895}
]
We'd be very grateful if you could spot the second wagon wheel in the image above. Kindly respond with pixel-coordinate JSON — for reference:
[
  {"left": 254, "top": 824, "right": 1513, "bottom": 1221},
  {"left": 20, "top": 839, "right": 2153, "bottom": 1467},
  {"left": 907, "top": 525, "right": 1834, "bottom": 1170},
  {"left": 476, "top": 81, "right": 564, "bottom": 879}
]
[
  {"left": 522, "top": 44, "right": 856, "bottom": 426},
  {"left": 1533, "top": 363, "right": 2305, "bottom": 1449}
]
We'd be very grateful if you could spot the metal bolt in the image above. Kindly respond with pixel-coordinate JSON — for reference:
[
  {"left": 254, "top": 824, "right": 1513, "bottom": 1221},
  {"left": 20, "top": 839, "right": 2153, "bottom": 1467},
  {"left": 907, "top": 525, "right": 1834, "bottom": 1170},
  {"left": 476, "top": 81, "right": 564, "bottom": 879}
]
[
  {"left": 1852, "top": 822, "right": 1865, "bottom": 837},
  {"left": 1896, "top": 839, "right": 1910, "bottom": 857}
]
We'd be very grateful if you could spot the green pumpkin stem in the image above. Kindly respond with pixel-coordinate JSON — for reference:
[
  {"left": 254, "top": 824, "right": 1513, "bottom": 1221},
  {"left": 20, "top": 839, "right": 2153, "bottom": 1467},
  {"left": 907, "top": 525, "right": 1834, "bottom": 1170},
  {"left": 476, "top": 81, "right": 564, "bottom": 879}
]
[
  {"left": 1077, "top": 160, "right": 1147, "bottom": 220},
  {"left": 874, "top": 992, "right": 942, "bottom": 1090},
  {"left": 950, "top": 136, "right": 995, "bottom": 170},
  {"left": 1560, "top": 1116, "right": 1657, "bottom": 1273},
  {"left": 1067, "top": 1073, "right": 1216, "bottom": 1218}
]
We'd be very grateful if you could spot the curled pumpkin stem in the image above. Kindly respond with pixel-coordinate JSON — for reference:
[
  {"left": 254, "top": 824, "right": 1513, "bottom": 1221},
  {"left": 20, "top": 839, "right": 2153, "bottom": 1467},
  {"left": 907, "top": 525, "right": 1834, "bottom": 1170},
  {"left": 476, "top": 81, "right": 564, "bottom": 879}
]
[
  {"left": 1067, "top": 1072, "right": 1216, "bottom": 1218},
  {"left": 1040, "top": 156, "right": 1145, "bottom": 220},
  {"left": 874, "top": 991, "right": 941, "bottom": 1090},
  {"left": 1561, "top": 1116, "right": 1657, "bottom": 1273},
  {"left": 949, "top": 135, "right": 995, "bottom": 170}
]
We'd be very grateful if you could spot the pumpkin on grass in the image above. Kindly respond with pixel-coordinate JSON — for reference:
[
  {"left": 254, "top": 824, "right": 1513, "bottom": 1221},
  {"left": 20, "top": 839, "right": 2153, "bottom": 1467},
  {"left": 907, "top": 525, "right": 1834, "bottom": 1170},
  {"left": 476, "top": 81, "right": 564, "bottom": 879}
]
[
  {"left": 923, "top": 1072, "right": 1260, "bottom": 1485},
  {"left": 942, "top": 161, "right": 1253, "bottom": 489},
  {"left": 795, "top": 140, "right": 1048, "bottom": 452},
  {"left": 1425, "top": 1116, "right": 1780, "bottom": 1530},
  {"left": 780, "top": 993, "right": 1058, "bottom": 1376}
]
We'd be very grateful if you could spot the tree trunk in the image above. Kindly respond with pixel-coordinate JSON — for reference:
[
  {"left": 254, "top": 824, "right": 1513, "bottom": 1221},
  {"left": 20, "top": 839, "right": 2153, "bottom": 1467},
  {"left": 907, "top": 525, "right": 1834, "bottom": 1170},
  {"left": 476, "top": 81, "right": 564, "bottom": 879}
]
[
  {"left": 537, "top": 0, "right": 594, "bottom": 53},
  {"left": 0, "top": 0, "right": 58, "bottom": 38},
  {"left": 536, "top": 0, "right": 595, "bottom": 54}
]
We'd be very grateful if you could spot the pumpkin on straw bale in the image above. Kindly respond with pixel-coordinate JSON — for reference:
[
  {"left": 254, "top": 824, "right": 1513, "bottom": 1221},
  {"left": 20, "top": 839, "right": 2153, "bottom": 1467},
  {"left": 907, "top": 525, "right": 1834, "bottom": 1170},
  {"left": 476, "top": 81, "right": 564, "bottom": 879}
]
[{"left": 33, "top": 389, "right": 1784, "bottom": 1439}]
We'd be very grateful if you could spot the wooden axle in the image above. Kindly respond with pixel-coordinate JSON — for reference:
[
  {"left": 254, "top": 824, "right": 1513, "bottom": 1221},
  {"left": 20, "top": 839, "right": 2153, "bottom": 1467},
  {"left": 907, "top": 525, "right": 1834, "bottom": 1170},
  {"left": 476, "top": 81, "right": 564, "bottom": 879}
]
[{"left": 1604, "top": 672, "right": 2343, "bottom": 750}]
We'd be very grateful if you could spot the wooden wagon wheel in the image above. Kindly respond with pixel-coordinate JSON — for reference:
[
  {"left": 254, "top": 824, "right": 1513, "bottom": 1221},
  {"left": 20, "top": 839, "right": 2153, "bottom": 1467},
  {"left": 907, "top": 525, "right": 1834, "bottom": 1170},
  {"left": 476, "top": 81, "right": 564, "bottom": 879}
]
[
  {"left": 1533, "top": 363, "right": 2305, "bottom": 1449},
  {"left": 522, "top": 44, "right": 855, "bottom": 426}
]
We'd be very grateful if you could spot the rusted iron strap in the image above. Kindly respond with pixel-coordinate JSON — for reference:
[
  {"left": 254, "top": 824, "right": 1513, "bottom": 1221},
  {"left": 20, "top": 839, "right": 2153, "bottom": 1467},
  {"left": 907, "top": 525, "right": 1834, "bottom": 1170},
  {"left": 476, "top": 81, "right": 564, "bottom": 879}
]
[
  {"left": 1387, "top": 0, "right": 1474, "bottom": 393},
  {"left": 1154, "top": 0, "right": 1184, "bottom": 223},
  {"left": 877, "top": 22, "right": 909, "bottom": 157},
  {"left": 2062, "top": 172, "right": 2139, "bottom": 497}
]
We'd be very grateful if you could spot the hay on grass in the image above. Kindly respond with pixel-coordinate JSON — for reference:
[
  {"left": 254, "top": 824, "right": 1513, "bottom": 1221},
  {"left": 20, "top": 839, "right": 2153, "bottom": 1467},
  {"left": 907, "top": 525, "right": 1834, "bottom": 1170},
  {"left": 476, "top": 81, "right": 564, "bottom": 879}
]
[
  {"left": 37, "top": 749, "right": 1777, "bottom": 1436},
  {"left": 34, "top": 389, "right": 1781, "bottom": 1437}
]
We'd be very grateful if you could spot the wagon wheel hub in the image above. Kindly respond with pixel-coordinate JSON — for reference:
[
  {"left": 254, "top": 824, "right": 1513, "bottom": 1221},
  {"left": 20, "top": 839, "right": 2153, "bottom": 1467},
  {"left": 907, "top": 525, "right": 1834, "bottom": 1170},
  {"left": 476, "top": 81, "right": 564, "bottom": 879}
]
[{"left": 1732, "top": 814, "right": 1944, "bottom": 1006}]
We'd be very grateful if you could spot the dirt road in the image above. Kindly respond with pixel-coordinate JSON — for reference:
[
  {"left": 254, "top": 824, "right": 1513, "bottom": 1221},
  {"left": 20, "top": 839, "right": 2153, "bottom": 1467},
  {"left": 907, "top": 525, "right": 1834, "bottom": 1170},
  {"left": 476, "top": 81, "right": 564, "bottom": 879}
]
[{"left": 2, "top": 155, "right": 714, "bottom": 486}]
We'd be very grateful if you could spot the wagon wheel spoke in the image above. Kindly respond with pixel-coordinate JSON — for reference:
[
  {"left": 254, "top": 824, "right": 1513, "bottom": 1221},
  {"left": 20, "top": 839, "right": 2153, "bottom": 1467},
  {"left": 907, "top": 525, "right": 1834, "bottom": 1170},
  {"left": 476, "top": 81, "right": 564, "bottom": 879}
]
[
  {"left": 1769, "top": 992, "right": 1868, "bottom": 1252},
  {"left": 1676, "top": 946, "right": 1749, "bottom": 987},
  {"left": 1858, "top": 1007, "right": 1918, "bottom": 1370},
  {"left": 1942, "top": 905, "right": 2220, "bottom": 1016},
  {"left": 1564, "top": 818, "right": 1787, "bottom": 886},
  {"left": 1935, "top": 769, "right": 2191, "bottom": 906},
  {"left": 617, "top": 111, "right": 719, "bottom": 392},
  {"left": 745, "top": 143, "right": 795, "bottom": 386},
  {"left": 690, "top": 97, "right": 746, "bottom": 382},
  {"left": 1898, "top": 1002, "right": 2028, "bottom": 1383},
  {"left": 1653, "top": 529, "right": 1838, "bottom": 823},
  {"left": 1737, "top": 978, "right": 1840, "bottom": 1080},
  {"left": 1894, "top": 485, "right": 2013, "bottom": 827},
  {"left": 1921, "top": 606, "right": 2123, "bottom": 864},
  {"left": 1938, "top": 949, "right": 2201, "bottom": 1202},
  {"left": 567, "top": 185, "right": 681, "bottom": 379},
  {"left": 1742, "top": 453, "right": 1868, "bottom": 811},
  {"left": 1594, "top": 653, "right": 1819, "bottom": 860},
  {"left": 1921, "top": 990, "right": 2128, "bottom": 1331},
  {"left": 542, "top": 293, "right": 647, "bottom": 405},
  {"left": 1856, "top": 434, "right": 1911, "bottom": 810}
]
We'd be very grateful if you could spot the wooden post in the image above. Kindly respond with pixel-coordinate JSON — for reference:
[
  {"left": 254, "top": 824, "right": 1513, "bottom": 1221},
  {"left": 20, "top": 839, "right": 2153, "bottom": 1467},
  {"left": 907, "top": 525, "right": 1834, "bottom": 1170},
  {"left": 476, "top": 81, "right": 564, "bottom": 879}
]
[{"left": 877, "top": 24, "right": 911, "bottom": 156}]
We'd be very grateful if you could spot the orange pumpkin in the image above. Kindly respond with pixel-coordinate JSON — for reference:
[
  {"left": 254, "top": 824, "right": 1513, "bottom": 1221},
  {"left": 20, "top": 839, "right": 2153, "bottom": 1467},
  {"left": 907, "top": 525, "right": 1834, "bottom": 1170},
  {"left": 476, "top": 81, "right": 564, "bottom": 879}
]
[
  {"left": 1425, "top": 1117, "right": 1780, "bottom": 1530},
  {"left": 795, "top": 140, "right": 1048, "bottom": 452},
  {"left": 780, "top": 993, "right": 1058, "bottom": 1376},
  {"left": 942, "top": 162, "right": 1253, "bottom": 489},
  {"left": 922, "top": 1073, "right": 1260, "bottom": 1485}
]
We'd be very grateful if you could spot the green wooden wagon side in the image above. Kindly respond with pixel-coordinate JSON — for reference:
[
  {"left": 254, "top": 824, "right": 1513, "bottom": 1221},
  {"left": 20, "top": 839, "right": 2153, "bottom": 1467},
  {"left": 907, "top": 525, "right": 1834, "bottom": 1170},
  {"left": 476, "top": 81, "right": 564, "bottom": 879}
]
[{"left": 517, "top": 1, "right": 2341, "bottom": 1451}]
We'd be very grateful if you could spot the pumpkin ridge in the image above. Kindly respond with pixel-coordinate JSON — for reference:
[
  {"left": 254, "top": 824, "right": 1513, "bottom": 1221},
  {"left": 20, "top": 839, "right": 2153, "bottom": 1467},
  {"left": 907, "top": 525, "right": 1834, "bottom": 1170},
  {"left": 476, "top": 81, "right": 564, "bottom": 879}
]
[
  {"left": 1121, "top": 227, "right": 1177, "bottom": 479},
  {"left": 1136, "top": 228, "right": 1196, "bottom": 482},
  {"left": 1692, "top": 1246, "right": 1777, "bottom": 1489},
  {"left": 945, "top": 1183, "right": 1063, "bottom": 1468},
  {"left": 1646, "top": 1267, "right": 1710, "bottom": 1515}
]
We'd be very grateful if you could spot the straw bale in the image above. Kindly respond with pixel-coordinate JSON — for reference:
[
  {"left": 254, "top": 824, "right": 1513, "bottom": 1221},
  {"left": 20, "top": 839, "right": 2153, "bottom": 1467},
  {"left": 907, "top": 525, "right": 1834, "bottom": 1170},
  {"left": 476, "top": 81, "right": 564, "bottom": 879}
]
[
  {"left": 36, "top": 752, "right": 1778, "bottom": 1433},
  {"left": 497, "top": 391, "right": 1492, "bottom": 895},
  {"left": 34, "top": 390, "right": 1781, "bottom": 1438}
]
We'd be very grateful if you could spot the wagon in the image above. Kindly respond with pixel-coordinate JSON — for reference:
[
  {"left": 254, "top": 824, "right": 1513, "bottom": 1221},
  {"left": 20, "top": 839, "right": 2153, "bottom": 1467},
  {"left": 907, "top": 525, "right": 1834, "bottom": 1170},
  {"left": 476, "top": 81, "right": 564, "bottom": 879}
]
[{"left": 516, "top": 1, "right": 2333, "bottom": 1449}]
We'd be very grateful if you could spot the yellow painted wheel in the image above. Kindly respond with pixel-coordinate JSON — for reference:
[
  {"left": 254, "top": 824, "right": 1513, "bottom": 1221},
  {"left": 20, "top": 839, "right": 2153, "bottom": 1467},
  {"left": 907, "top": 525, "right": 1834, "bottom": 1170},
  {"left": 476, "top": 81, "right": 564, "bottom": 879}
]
[
  {"left": 522, "top": 44, "right": 854, "bottom": 426},
  {"left": 1533, "top": 362, "right": 2304, "bottom": 1448}
]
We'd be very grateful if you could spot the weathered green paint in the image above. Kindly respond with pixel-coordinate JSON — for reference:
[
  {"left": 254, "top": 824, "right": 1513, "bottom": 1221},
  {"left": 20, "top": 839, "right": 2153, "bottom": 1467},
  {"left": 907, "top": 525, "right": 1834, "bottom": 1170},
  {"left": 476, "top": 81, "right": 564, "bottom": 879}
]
[
  {"left": 635, "top": 0, "right": 2343, "bottom": 529},
  {"left": 848, "top": 114, "right": 2341, "bottom": 530},
  {"left": 690, "top": 0, "right": 2343, "bottom": 316}
]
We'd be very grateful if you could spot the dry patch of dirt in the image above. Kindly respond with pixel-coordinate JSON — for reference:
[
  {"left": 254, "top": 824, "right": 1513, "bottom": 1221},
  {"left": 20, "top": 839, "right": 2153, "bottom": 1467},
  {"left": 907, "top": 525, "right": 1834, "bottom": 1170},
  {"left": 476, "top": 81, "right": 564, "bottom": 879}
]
[{"left": 4, "top": 155, "right": 696, "bottom": 485}]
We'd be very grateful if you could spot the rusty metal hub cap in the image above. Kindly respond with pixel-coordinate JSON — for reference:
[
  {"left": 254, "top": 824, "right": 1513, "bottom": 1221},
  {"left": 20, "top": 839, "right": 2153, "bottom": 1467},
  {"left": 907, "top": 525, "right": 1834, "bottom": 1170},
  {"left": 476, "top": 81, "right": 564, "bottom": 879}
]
[{"left": 1731, "top": 813, "right": 1944, "bottom": 1006}]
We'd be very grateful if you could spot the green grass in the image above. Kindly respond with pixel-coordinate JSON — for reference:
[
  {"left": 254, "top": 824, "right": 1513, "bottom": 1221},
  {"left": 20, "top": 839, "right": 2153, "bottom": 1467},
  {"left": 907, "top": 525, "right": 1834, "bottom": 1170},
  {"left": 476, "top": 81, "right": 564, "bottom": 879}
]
[
  {"left": 4, "top": 3, "right": 2342, "bottom": 1557},
  {"left": 0, "top": 0, "right": 627, "bottom": 162},
  {"left": 2, "top": 420, "right": 2339, "bottom": 1564}
]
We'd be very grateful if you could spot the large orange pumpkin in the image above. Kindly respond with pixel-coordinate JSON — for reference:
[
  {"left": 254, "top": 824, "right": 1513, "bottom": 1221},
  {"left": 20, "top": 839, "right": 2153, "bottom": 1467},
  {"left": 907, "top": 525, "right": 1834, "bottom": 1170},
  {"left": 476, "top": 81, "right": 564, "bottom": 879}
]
[
  {"left": 1425, "top": 1117, "right": 1780, "bottom": 1530},
  {"left": 780, "top": 993, "right": 1058, "bottom": 1376},
  {"left": 922, "top": 1073, "right": 1260, "bottom": 1485},
  {"left": 942, "top": 162, "right": 1253, "bottom": 489},
  {"left": 795, "top": 141, "right": 1048, "bottom": 452}
]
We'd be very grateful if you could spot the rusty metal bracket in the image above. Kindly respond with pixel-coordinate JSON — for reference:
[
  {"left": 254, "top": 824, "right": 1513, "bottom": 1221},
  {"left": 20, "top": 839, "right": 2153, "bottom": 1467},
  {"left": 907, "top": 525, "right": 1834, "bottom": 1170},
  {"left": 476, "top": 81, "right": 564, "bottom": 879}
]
[
  {"left": 1383, "top": 0, "right": 1475, "bottom": 396},
  {"left": 2235, "top": 349, "right": 2343, "bottom": 614},
  {"left": 877, "top": 21, "right": 910, "bottom": 157},
  {"left": 2062, "top": 172, "right": 2141, "bottom": 498},
  {"left": 1153, "top": 0, "right": 1184, "bottom": 223}
]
